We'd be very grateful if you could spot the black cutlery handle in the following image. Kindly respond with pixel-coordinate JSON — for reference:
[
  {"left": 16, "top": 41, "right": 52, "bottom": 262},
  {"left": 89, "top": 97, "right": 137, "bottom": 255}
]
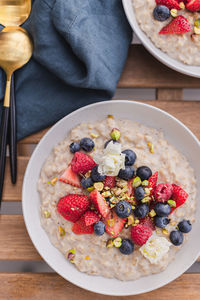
[
  {"left": 9, "top": 75, "right": 17, "bottom": 184},
  {"left": 0, "top": 106, "right": 10, "bottom": 206}
]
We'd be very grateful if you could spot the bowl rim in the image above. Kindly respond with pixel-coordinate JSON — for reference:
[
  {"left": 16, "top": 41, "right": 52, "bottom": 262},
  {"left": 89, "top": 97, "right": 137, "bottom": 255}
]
[
  {"left": 122, "top": 0, "right": 200, "bottom": 78},
  {"left": 22, "top": 100, "right": 200, "bottom": 296}
]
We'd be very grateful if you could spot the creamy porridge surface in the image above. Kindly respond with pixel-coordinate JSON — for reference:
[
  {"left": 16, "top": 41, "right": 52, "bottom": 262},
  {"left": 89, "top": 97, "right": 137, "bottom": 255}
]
[
  {"left": 38, "top": 117, "right": 196, "bottom": 281},
  {"left": 132, "top": 0, "right": 200, "bottom": 65}
]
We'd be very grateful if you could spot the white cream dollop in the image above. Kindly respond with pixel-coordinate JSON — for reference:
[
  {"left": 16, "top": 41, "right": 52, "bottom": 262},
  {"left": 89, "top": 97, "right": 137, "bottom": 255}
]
[
  {"left": 94, "top": 141, "right": 125, "bottom": 176},
  {"left": 139, "top": 233, "right": 171, "bottom": 264}
]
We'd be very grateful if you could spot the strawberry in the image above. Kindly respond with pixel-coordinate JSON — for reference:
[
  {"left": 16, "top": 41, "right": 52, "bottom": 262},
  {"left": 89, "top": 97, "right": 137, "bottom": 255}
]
[
  {"left": 127, "top": 179, "right": 133, "bottom": 197},
  {"left": 59, "top": 166, "right": 81, "bottom": 187},
  {"left": 159, "top": 16, "right": 192, "bottom": 34},
  {"left": 156, "top": 0, "right": 181, "bottom": 9},
  {"left": 170, "top": 184, "right": 188, "bottom": 214},
  {"left": 131, "top": 224, "right": 152, "bottom": 246},
  {"left": 90, "top": 189, "right": 110, "bottom": 218},
  {"left": 154, "top": 183, "right": 173, "bottom": 202},
  {"left": 186, "top": 0, "right": 200, "bottom": 11},
  {"left": 71, "top": 152, "right": 96, "bottom": 174},
  {"left": 72, "top": 215, "right": 94, "bottom": 234},
  {"left": 84, "top": 210, "right": 100, "bottom": 226},
  {"left": 104, "top": 176, "right": 115, "bottom": 188},
  {"left": 148, "top": 171, "right": 158, "bottom": 196},
  {"left": 57, "top": 194, "right": 90, "bottom": 222},
  {"left": 103, "top": 211, "right": 126, "bottom": 238},
  {"left": 140, "top": 216, "right": 155, "bottom": 231}
]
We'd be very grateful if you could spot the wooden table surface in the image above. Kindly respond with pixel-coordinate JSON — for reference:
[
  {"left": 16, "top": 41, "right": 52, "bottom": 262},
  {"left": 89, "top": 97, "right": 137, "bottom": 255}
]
[{"left": 1, "top": 44, "right": 200, "bottom": 300}]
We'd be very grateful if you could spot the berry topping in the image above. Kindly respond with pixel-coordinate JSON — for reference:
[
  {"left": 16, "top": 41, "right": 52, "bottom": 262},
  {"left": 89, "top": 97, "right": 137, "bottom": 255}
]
[
  {"left": 131, "top": 224, "right": 153, "bottom": 246},
  {"left": 80, "top": 177, "right": 93, "bottom": 189},
  {"left": 186, "top": 0, "right": 200, "bottom": 12},
  {"left": 71, "top": 152, "right": 96, "bottom": 174},
  {"left": 118, "top": 166, "right": 135, "bottom": 180},
  {"left": 153, "top": 5, "right": 171, "bottom": 21},
  {"left": 104, "top": 139, "right": 119, "bottom": 149},
  {"left": 178, "top": 220, "right": 192, "bottom": 233},
  {"left": 104, "top": 211, "right": 126, "bottom": 238},
  {"left": 90, "top": 189, "right": 110, "bottom": 218},
  {"left": 122, "top": 149, "right": 137, "bottom": 166},
  {"left": 69, "top": 142, "right": 81, "bottom": 153},
  {"left": 57, "top": 194, "right": 90, "bottom": 223},
  {"left": 136, "top": 166, "right": 152, "bottom": 181},
  {"left": 170, "top": 230, "right": 184, "bottom": 246},
  {"left": 159, "top": 16, "right": 192, "bottom": 34},
  {"left": 148, "top": 171, "right": 158, "bottom": 195},
  {"left": 91, "top": 166, "right": 106, "bottom": 182},
  {"left": 134, "top": 203, "right": 149, "bottom": 219},
  {"left": 115, "top": 201, "right": 132, "bottom": 218},
  {"left": 156, "top": 0, "right": 181, "bottom": 9},
  {"left": 104, "top": 176, "right": 116, "bottom": 188},
  {"left": 170, "top": 184, "right": 188, "bottom": 213},
  {"left": 72, "top": 215, "right": 94, "bottom": 235},
  {"left": 140, "top": 216, "right": 156, "bottom": 231},
  {"left": 134, "top": 186, "right": 145, "bottom": 201},
  {"left": 84, "top": 210, "right": 100, "bottom": 226},
  {"left": 59, "top": 166, "right": 81, "bottom": 188},
  {"left": 119, "top": 239, "right": 134, "bottom": 255},
  {"left": 154, "top": 183, "right": 173, "bottom": 202},
  {"left": 94, "top": 221, "right": 105, "bottom": 236},
  {"left": 154, "top": 216, "right": 170, "bottom": 228},
  {"left": 154, "top": 202, "right": 171, "bottom": 216},
  {"left": 80, "top": 137, "right": 95, "bottom": 152}
]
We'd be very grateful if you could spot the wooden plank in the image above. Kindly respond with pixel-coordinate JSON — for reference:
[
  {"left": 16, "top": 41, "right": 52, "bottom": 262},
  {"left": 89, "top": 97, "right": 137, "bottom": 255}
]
[
  {"left": 19, "top": 128, "right": 49, "bottom": 145},
  {"left": 0, "top": 273, "right": 200, "bottom": 300},
  {"left": 156, "top": 88, "right": 184, "bottom": 101},
  {"left": 118, "top": 45, "right": 200, "bottom": 89}
]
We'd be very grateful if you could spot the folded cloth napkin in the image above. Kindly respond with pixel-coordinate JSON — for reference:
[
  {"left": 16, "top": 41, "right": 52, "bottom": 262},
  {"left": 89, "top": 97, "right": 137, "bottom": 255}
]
[{"left": 0, "top": 0, "right": 132, "bottom": 140}]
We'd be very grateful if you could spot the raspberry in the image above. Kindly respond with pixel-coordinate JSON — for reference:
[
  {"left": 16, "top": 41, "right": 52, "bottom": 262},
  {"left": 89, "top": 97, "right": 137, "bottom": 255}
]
[
  {"left": 72, "top": 215, "right": 94, "bottom": 234},
  {"left": 154, "top": 183, "right": 173, "bottom": 202},
  {"left": 104, "top": 176, "right": 115, "bottom": 188},
  {"left": 131, "top": 224, "right": 153, "bottom": 246},
  {"left": 140, "top": 217, "right": 155, "bottom": 231},
  {"left": 84, "top": 210, "right": 100, "bottom": 226},
  {"left": 71, "top": 152, "right": 96, "bottom": 174}
]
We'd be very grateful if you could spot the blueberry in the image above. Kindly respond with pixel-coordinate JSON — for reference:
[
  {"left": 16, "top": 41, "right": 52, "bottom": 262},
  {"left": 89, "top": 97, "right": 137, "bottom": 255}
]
[
  {"left": 91, "top": 166, "right": 105, "bottom": 182},
  {"left": 178, "top": 220, "right": 192, "bottom": 233},
  {"left": 115, "top": 201, "right": 132, "bottom": 218},
  {"left": 154, "top": 203, "right": 171, "bottom": 217},
  {"left": 122, "top": 149, "right": 137, "bottom": 166},
  {"left": 94, "top": 221, "right": 105, "bottom": 236},
  {"left": 69, "top": 142, "right": 81, "bottom": 153},
  {"left": 118, "top": 166, "right": 135, "bottom": 180},
  {"left": 153, "top": 5, "right": 170, "bottom": 22},
  {"left": 80, "top": 177, "right": 93, "bottom": 189},
  {"left": 154, "top": 216, "right": 169, "bottom": 228},
  {"left": 80, "top": 137, "right": 95, "bottom": 152},
  {"left": 134, "top": 204, "right": 149, "bottom": 219},
  {"left": 104, "top": 139, "right": 119, "bottom": 148},
  {"left": 134, "top": 186, "right": 145, "bottom": 201},
  {"left": 170, "top": 230, "right": 184, "bottom": 246},
  {"left": 136, "top": 166, "right": 152, "bottom": 181},
  {"left": 119, "top": 239, "right": 134, "bottom": 255}
]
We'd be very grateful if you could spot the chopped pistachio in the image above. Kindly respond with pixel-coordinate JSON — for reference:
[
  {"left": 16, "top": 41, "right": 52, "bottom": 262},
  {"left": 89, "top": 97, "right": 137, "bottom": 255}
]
[
  {"left": 131, "top": 205, "right": 136, "bottom": 210},
  {"left": 179, "top": 1, "right": 185, "bottom": 9},
  {"left": 171, "top": 221, "right": 177, "bottom": 226},
  {"left": 162, "top": 229, "right": 169, "bottom": 235},
  {"left": 116, "top": 179, "right": 128, "bottom": 188},
  {"left": 58, "top": 226, "right": 65, "bottom": 237},
  {"left": 85, "top": 256, "right": 90, "bottom": 260},
  {"left": 87, "top": 186, "right": 95, "bottom": 192},
  {"left": 67, "top": 248, "right": 75, "bottom": 263},
  {"left": 106, "top": 239, "right": 114, "bottom": 248},
  {"left": 84, "top": 171, "right": 91, "bottom": 178},
  {"left": 94, "top": 182, "right": 104, "bottom": 191},
  {"left": 132, "top": 176, "right": 141, "bottom": 188},
  {"left": 194, "top": 26, "right": 200, "bottom": 35},
  {"left": 107, "top": 114, "right": 114, "bottom": 119},
  {"left": 44, "top": 210, "right": 51, "bottom": 218},
  {"left": 102, "top": 191, "right": 112, "bottom": 197},
  {"left": 141, "top": 180, "right": 149, "bottom": 187},
  {"left": 167, "top": 200, "right": 176, "bottom": 207},
  {"left": 144, "top": 188, "right": 150, "bottom": 196},
  {"left": 110, "top": 128, "right": 121, "bottom": 141},
  {"left": 50, "top": 177, "right": 58, "bottom": 186},
  {"left": 127, "top": 215, "right": 134, "bottom": 226},
  {"left": 141, "top": 196, "right": 151, "bottom": 203},
  {"left": 147, "top": 142, "right": 154, "bottom": 153},
  {"left": 134, "top": 218, "right": 139, "bottom": 224},
  {"left": 114, "top": 188, "right": 122, "bottom": 196},
  {"left": 194, "top": 19, "right": 200, "bottom": 27},
  {"left": 90, "top": 132, "right": 99, "bottom": 138},
  {"left": 107, "top": 219, "right": 115, "bottom": 227},
  {"left": 113, "top": 237, "right": 122, "bottom": 248},
  {"left": 110, "top": 204, "right": 116, "bottom": 209},
  {"left": 149, "top": 209, "right": 156, "bottom": 218},
  {"left": 170, "top": 9, "right": 178, "bottom": 17}
]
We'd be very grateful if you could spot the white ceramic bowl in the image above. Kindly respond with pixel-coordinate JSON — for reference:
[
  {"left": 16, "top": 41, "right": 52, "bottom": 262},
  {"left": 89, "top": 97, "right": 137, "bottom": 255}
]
[
  {"left": 123, "top": 0, "right": 200, "bottom": 78},
  {"left": 22, "top": 100, "right": 200, "bottom": 296}
]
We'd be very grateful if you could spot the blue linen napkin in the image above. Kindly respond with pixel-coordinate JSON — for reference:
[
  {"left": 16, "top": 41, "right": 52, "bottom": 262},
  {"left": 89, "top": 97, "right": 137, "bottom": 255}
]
[{"left": 0, "top": 0, "right": 132, "bottom": 140}]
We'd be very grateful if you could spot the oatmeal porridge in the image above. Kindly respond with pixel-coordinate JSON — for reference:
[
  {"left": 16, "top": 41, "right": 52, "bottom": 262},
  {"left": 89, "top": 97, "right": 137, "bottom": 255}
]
[
  {"left": 132, "top": 0, "right": 200, "bottom": 65},
  {"left": 38, "top": 117, "right": 196, "bottom": 281}
]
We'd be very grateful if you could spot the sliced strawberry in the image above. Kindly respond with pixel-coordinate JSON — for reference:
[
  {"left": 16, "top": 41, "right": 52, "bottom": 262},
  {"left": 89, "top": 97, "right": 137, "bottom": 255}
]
[
  {"left": 148, "top": 171, "right": 158, "bottom": 196},
  {"left": 131, "top": 224, "right": 152, "bottom": 246},
  {"left": 170, "top": 184, "right": 188, "bottom": 214},
  {"left": 159, "top": 16, "right": 192, "bottom": 34},
  {"left": 90, "top": 189, "right": 110, "bottom": 218},
  {"left": 156, "top": 0, "right": 181, "bottom": 9},
  {"left": 186, "top": 0, "right": 200, "bottom": 11},
  {"left": 127, "top": 179, "right": 133, "bottom": 197},
  {"left": 71, "top": 152, "right": 96, "bottom": 174},
  {"left": 72, "top": 215, "right": 94, "bottom": 234},
  {"left": 84, "top": 210, "right": 100, "bottom": 226},
  {"left": 57, "top": 194, "right": 90, "bottom": 222},
  {"left": 59, "top": 166, "right": 81, "bottom": 188},
  {"left": 103, "top": 211, "right": 126, "bottom": 238},
  {"left": 140, "top": 216, "right": 155, "bottom": 231},
  {"left": 104, "top": 176, "right": 115, "bottom": 188}
]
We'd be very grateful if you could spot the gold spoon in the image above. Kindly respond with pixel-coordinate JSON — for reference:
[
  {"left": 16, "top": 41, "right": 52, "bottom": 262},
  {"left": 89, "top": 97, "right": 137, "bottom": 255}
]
[{"left": 0, "top": 26, "right": 33, "bottom": 205}]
